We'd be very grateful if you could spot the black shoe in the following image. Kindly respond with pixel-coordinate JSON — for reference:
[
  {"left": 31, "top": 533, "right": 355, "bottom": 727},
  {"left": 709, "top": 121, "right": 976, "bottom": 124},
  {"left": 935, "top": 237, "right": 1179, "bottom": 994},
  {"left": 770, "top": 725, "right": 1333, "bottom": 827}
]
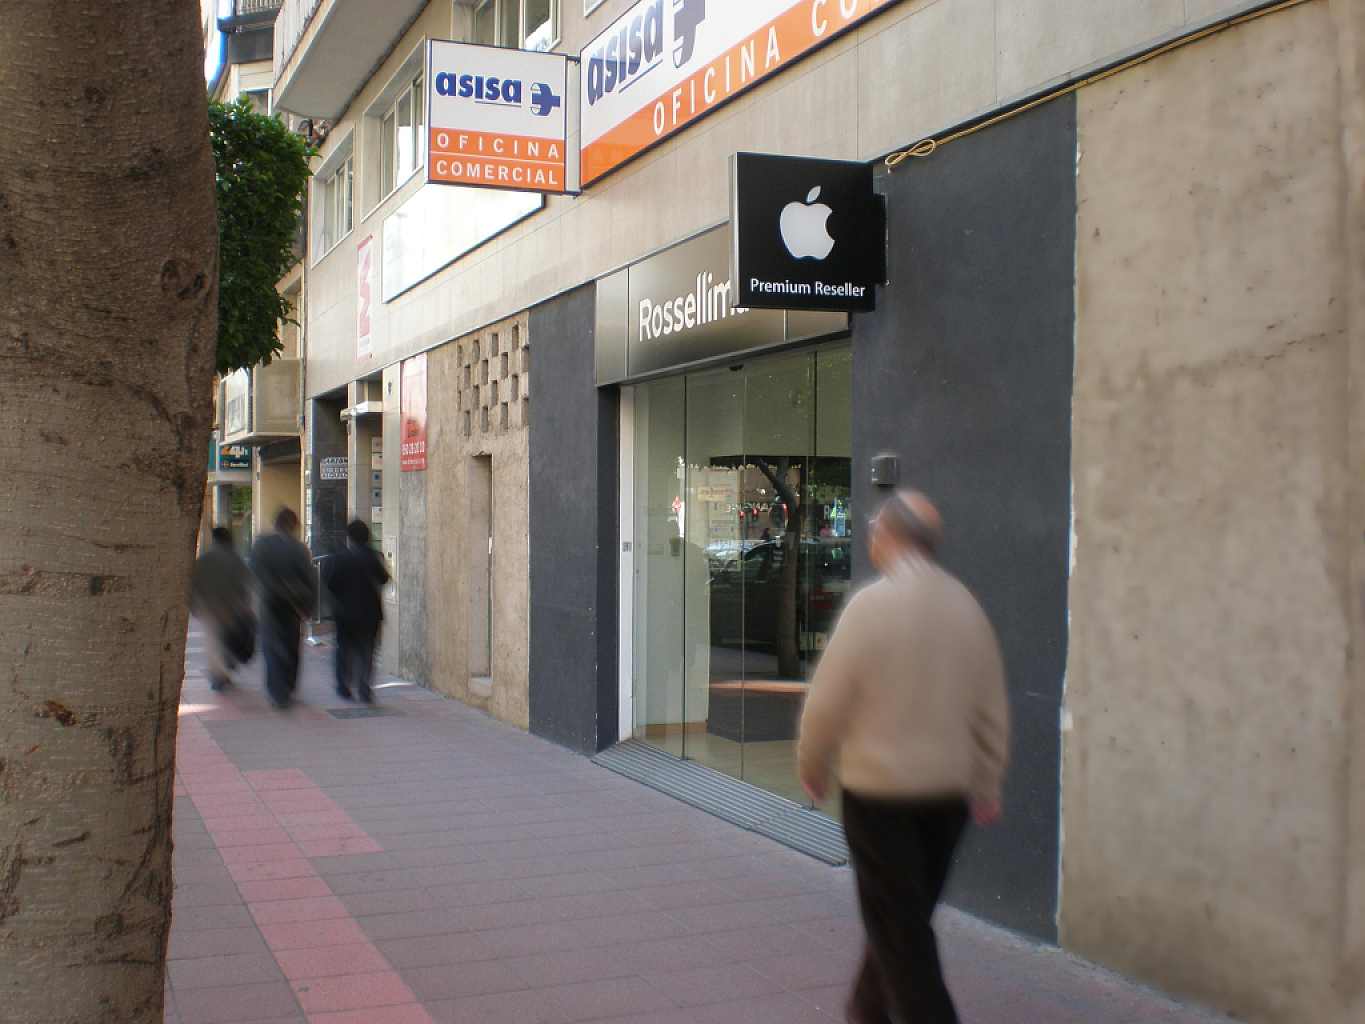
[
  {"left": 335, "top": 687, "right": 354, "bottom": 701},
  {"left": 358, "top": 689, "right": 374, "bottom": 704},
  {"left": 269, "top": 696, "right": 291, "bottom": 710}
]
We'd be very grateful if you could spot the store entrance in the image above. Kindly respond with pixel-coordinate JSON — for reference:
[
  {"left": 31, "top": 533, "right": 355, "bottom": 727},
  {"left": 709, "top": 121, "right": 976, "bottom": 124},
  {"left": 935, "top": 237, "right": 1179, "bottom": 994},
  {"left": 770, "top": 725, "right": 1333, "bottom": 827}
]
[{"left": 629, "top": 346, "right": 853, "bottom": 804}]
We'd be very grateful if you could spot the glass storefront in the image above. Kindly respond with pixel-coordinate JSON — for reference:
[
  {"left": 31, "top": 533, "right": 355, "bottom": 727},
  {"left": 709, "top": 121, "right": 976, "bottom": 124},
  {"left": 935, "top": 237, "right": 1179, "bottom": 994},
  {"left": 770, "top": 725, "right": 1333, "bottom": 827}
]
[{"left": 629, "top": 345, "right": 853, "bottom": 804}]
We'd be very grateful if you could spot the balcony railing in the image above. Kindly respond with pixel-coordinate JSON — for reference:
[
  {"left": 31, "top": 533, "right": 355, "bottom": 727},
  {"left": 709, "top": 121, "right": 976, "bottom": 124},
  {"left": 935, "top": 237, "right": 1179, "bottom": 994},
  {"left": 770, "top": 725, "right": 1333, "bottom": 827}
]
[{"left": 220, "top": 0, "right": 282, "bottom": 32}]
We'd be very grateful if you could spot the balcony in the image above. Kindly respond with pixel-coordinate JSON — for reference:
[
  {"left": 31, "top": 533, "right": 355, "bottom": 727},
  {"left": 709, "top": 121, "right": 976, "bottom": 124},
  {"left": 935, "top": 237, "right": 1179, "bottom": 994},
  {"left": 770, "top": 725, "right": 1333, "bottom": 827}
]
[
  {"left": 222, "top": 359, "right": 303, "bottom": 446},
  {"left": 273, "top": 0, "right": 429, "bottom": 119},
  {"left": 220, "top": 0, "right": 283, "bottom": 31}
]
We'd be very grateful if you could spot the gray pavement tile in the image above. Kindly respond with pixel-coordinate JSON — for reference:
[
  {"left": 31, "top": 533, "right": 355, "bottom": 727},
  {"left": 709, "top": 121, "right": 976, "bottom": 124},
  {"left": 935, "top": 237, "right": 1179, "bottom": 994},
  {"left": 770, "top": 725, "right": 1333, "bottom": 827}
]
[
  {"left": 402, "top": 959, "right": 530, "bottom": 1002},
  {"left": 504, "top": 948, "right": 637, "bottom": 988},
  {"left": 375, "top": 932, "right": 498, "bottom": 970},
  {"left": 537, "top": 977, "right": 679, "bottom": 1023},
  {"left": 687, "top": 991, "right": 838, "bottom": 1024},
  {"left": 426, "top": 988, "right": 571, "bottom": 1024},
  {"left": 643, "top": 964, "right": 785, "bottom": 1008}
]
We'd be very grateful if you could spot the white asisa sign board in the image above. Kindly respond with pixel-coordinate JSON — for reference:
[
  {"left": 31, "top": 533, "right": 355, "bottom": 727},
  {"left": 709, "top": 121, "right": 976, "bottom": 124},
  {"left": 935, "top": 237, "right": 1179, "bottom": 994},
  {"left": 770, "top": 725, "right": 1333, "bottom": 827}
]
[
  {"left": 579, "top": 0, "right": 906, "bottom": 186},
  {"left": 426, "top": 40, "right": 569, "bottom": 194}
]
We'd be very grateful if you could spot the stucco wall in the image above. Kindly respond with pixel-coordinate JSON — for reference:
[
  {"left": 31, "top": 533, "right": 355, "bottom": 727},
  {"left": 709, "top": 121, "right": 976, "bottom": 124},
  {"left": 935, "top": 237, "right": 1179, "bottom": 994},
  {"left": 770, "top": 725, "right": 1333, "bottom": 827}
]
[
  {"left": 424, "top": 314, "right": 532, "bottom": 728},
  {"left": 301, "top": 0, "right": 1268, "bottom": 401},
  {"left": 1062, "top": 3, "right": 1360, "bottom": 1021}
]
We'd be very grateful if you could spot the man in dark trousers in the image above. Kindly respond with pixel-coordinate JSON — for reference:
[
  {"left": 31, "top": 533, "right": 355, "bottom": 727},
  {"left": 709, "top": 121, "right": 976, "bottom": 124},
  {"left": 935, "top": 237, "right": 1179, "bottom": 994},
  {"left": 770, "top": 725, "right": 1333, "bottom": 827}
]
[
  {"left": 250, "top": 508, "right": 316, "bottom": 709},
  {"left": 190, "top": 527, "right": 255, "bottom": 691},
  {"left": 798, "top": 491, "right": 1010, "bottom": 1024},
  {"left": 324, "top": 519, "right": 389, "bottom": 703}
]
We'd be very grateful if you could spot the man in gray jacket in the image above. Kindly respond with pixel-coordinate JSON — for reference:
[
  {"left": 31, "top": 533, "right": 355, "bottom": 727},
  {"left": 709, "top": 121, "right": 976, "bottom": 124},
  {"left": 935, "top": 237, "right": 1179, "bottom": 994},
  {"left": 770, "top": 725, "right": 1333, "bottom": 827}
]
[
  {"left": 190, "top": 527, "right": 254, "bottom": 691},
  {"left": 798, "top": 491, "right": 1009, "bottom": 1024}
]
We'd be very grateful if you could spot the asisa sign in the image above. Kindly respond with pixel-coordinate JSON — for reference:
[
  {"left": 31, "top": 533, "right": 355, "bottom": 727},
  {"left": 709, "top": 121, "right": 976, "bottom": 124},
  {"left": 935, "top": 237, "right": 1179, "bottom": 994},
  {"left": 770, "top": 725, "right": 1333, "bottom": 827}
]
[
  {"left": 579, "top": 0, "right": 906, "bottom": 186},
  {"left": 426, "top": 40, "right": 569, "bottom": 194}
]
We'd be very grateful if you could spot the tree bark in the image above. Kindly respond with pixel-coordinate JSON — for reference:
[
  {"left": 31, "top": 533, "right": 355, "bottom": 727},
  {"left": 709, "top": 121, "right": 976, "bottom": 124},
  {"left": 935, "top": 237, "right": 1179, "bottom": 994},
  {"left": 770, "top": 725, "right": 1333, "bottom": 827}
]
[{"left": 0, "top": 3, "right": 218, "bottom": 1021}]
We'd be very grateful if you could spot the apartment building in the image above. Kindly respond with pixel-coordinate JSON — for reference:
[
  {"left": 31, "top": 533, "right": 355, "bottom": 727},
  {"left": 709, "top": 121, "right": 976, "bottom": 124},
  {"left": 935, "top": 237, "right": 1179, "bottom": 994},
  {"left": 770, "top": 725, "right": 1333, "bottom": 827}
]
[{"left": 264, "top": 2, "right": 1365, "bottom": 1021}]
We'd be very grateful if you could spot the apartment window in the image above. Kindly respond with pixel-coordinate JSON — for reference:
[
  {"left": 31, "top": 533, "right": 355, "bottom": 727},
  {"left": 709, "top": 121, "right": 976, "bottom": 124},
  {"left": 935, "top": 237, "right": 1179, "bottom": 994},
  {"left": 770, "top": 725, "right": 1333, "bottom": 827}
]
[
  {"left": 379, "top": 72, "right": 425, "bottom": 199},
  {"left": 316, "top": 152, "right": 353, "bottom": 256},
  {"left": 473, "top": 0, "right": 557, "bottom": 51}
]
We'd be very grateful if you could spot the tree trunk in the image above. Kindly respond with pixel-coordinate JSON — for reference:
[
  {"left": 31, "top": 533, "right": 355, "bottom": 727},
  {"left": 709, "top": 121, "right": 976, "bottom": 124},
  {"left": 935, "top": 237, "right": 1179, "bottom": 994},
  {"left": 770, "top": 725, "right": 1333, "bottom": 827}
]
[
  {"left": 756, "top": 457, "right": 804, "bottom": 680},
  {"left": 0, "top": 3, "right": 218, "bottom": 1021}
]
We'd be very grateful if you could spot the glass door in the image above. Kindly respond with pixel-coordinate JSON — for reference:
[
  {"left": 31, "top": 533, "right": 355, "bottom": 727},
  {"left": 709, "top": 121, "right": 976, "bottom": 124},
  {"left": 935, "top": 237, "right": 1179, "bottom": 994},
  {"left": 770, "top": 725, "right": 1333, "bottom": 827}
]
[{"left": 630, "top": 347, "right": 853, "bottom": 806}]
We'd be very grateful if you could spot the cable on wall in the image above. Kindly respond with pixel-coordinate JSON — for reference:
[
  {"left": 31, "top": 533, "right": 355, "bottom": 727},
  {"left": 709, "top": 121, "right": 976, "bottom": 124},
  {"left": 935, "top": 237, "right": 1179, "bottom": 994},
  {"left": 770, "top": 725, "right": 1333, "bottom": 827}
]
[{"left": 884, "top": 0, "right": 1317, "bottom": 171}]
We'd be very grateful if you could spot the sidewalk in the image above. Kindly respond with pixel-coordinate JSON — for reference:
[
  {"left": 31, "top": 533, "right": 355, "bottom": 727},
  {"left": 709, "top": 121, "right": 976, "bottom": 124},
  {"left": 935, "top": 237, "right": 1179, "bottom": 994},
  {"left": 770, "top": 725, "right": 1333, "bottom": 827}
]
[{"left": 169, "top": 623, "right": 1236, "bottom": 1024}]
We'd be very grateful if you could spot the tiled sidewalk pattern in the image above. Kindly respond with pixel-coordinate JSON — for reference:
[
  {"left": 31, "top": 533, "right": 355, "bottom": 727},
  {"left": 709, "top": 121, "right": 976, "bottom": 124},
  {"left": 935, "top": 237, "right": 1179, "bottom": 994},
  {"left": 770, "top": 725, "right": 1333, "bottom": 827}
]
[{"left": 168, "top": 626, "right": 1237, "bottom": 1024}]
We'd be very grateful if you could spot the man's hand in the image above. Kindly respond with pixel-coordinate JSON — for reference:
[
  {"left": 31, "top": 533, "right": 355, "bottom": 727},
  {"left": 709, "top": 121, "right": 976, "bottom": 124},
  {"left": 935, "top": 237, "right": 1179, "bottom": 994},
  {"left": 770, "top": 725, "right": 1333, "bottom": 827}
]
[
  {"left": 969, "top": 795, "right": 1001, "bottom": 827},
  {"left": 799, "top": 768, "right": 828, "bottom": 805}
]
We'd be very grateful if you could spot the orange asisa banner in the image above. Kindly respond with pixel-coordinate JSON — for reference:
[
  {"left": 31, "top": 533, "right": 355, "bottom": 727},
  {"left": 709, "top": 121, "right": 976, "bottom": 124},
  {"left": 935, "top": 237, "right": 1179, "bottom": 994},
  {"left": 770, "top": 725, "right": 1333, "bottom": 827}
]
[{"left": 579, "top": 0, "right": 905, "bottom": 186}]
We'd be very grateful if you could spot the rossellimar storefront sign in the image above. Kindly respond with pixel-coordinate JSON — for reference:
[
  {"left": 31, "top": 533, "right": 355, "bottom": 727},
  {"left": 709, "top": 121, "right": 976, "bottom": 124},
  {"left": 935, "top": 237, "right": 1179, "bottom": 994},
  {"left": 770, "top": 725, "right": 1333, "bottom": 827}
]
[
  {"left": 426, "top": 40, "right": 569, "bottom": 194},
  {"left": 595, "top": 225, "right": 846, "bottom": 385},
  {"left": 579, "top": 0, "right": 906, "bottom": 186},
  {"left": 731, "top": 152, "right": 885, "bottom": 313}
]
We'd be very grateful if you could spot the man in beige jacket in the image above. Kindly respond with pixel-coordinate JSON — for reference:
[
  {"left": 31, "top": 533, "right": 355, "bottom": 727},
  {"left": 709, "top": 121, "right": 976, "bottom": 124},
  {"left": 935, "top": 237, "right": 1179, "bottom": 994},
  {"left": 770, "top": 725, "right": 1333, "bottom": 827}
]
[{"left": 798, "top": 491, "right": 1009, "bottom": 1024}]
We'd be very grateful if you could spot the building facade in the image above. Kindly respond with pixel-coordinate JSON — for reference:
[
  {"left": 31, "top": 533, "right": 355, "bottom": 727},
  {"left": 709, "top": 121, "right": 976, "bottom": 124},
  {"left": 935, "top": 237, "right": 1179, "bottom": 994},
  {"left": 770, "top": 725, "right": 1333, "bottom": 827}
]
[{"left": 266, "top": 1, "right": 1365, "bottom": 1021}]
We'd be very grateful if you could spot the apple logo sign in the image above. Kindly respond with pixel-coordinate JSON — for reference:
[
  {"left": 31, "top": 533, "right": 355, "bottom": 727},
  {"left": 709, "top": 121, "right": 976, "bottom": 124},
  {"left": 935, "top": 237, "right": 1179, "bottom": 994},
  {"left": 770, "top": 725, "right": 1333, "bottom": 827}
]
[{"left": 779, "top": 186, "right": 835, "bottom": 261}]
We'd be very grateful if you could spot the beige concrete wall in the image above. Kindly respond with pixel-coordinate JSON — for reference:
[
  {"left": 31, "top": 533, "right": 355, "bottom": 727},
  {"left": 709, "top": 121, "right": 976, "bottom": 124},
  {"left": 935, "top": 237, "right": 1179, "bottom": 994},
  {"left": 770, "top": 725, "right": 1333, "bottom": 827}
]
[
  {"left": 302, "top": 0, "right": 1262, "bottom": 400},
  {"left": 424, "top": 314, "right": 531, "bottom": 728},
  {"left": 1063, "top": 3, "right": 1361, "bottom": 1021}
]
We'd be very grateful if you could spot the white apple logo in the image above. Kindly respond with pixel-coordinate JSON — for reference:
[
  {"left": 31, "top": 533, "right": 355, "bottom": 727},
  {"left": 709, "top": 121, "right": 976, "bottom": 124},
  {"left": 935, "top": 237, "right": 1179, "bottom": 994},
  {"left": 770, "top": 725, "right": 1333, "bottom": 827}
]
[{"left": 780, "top": 186, "right": 835, "bottom": 260}]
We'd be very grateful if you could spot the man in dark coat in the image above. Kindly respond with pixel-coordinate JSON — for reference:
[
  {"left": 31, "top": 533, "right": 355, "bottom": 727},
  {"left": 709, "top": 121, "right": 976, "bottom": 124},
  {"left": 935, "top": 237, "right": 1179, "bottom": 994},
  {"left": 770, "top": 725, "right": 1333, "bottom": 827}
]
[
  {"left": 250, "top": 508, "right": 317, "bottom": 709},
  {"left": 190, "top": 527, "right": 255, "bottom": 691},
  {"left": 324, "top": 519, "right": 390, "bottom": 703}
]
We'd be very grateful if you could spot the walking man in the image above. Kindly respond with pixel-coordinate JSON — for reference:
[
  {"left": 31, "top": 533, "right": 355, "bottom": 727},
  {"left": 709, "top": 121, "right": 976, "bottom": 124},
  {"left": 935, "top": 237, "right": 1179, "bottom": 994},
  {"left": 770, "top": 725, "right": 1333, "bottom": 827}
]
[
  {"left": 190, "top": 527, "right": 255, "bottom": 691},
  {"left": 798, "top": 491, "right": 1009, "bottom": 1024},
  {"left": 323, "top": 519, "right": 390, "bottom": 703},
  {"left": 250, "top": 508, "right": 316, "bottom": 709}
]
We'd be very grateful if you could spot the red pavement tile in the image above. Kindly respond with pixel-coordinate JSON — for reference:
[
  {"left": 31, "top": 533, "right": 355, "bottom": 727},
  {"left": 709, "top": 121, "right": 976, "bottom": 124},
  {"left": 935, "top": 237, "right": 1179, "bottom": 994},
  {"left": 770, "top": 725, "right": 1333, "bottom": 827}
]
[
  {"left": 274, "top": 943, "right": 393, "bottom": 980},
  {"left": 245, "top": 769, "right": 316, "bottom": 791},
  {"left": 305, "top": 1005, "right": 437, "bottom": 1024},
  {"left": 239, "top": 877, "right": 334, "bottom": 903},
  {"left": 259, "top": 917, "right": 372, "bottom": 951},
  {"left": 228, "top": 859, "right": 320, "bottom": 884},
  {"left": 220, "top": 842, "right": 308, "bottom": 864},
  {"left": 211, "top": 827, "right": 295, "bottom": 849},
  {"left": 248, "top": 896, "right": 353, "bottom": 926},
  {"left": 199, "top": 814, "right": 282, "bottom": 833},
  {"left": 291, "top": 971, "right": 415, "bottom": 1014}
]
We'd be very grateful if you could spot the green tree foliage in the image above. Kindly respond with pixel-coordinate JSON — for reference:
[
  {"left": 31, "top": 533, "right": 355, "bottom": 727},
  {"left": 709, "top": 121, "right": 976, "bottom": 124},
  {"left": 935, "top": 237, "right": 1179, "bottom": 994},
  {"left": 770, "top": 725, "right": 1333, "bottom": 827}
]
[{"left": 209, "top": 96, "right": 312, "bottom": 376}]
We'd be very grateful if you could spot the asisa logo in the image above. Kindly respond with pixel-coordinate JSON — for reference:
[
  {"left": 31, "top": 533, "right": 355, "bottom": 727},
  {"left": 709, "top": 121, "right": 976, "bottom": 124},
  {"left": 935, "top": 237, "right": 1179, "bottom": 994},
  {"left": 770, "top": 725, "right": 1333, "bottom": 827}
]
[
  {"left": 586, "top": 0, "right": 706, "bottom": 107},
  {"left": 435, "top": 72, "right": 525, "bottom": 107}
]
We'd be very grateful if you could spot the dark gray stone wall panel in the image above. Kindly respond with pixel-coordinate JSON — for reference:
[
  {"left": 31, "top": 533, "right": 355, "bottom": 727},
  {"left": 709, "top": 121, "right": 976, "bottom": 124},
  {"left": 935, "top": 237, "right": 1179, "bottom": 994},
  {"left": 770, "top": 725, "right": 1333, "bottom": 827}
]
[
  {"left": 851, "top": 94, "right": 1077, "bottom": 940},
  {"left": 528, "top": 285, "right": 619, "bottom": 753}
]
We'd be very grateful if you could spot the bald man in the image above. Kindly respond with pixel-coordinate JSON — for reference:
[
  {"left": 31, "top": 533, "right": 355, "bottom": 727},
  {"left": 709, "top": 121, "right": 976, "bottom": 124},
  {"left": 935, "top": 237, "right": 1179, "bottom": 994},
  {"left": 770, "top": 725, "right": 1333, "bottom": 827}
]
[{"left": 798, "top": 491, "right": 1009, "bottom": 1024}]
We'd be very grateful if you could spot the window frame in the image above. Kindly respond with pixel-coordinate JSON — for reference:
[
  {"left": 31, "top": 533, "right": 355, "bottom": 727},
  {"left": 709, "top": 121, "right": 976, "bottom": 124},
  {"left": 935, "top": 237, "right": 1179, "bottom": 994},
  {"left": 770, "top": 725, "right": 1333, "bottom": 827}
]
[
  {"left": 312, "top": 136, "right": 355, "bottom": 264},
  {"left": 376, "top": 70, "right": 426, "bottom": 203},
  {"left": 472, "top": 0, "right": 560, "bottom": 52}
]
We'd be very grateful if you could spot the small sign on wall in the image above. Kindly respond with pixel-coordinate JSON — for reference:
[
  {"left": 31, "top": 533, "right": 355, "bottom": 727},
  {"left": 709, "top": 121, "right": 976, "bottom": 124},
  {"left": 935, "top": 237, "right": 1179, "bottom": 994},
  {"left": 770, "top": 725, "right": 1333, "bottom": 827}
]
[
  {"left": 319, "top": 457, "right": 349, "bottom": 481},
  {"left": 400, "top": 353, "right": 428, "bottom": 472}
]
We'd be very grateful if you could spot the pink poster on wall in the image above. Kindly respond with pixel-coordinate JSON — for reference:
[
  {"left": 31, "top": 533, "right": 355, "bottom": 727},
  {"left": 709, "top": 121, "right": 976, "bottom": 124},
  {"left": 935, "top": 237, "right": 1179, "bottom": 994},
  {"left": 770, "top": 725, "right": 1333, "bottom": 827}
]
[
  {"left": 356, "top": 235, "right": 374, "bottom": 362},
  {"left": 400, "top": 353, "right": 427, "bottom": 472}
]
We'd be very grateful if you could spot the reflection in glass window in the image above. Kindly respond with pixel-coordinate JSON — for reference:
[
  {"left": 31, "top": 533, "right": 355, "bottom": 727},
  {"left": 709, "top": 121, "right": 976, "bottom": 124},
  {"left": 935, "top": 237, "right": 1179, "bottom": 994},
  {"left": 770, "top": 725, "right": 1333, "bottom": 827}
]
[
  {"left": 471, "top": 0, "right": 557, "bottom": 51},
  {"left": 379, "top": 73, "right": 425, "bottom": 200}
]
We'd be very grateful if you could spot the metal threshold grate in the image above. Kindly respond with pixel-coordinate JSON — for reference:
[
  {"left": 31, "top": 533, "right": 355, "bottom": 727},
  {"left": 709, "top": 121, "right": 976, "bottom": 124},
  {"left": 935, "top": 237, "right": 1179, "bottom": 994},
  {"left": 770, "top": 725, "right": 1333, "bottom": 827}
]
[
  {"left": 592, "top": 739, "right": 848, "bottom": 865},
  {"left": 326, "top": 706, "right": 405, "bottom": 719}
]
